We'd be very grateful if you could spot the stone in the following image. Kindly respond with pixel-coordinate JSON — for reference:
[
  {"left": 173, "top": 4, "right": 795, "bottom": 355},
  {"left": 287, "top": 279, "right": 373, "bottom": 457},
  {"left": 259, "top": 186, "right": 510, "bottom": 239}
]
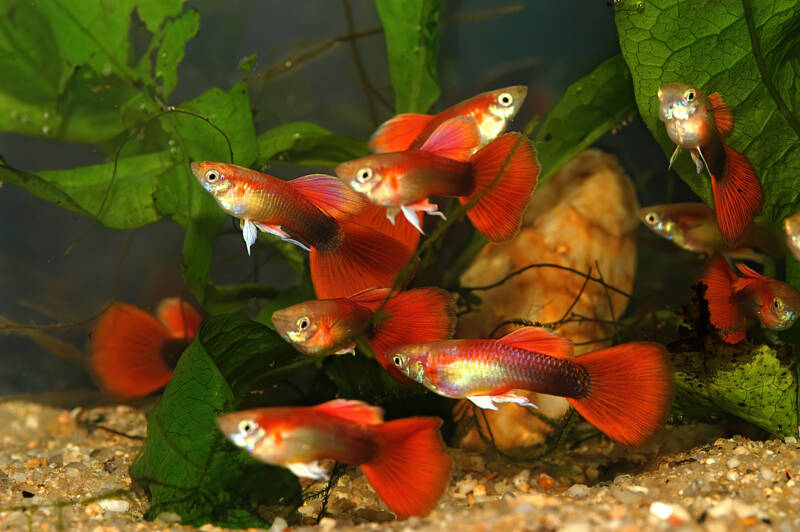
[
  {"left": 97, "top": 499, "right": 129, "bottom": 513},
  {"left": 565, "top": 484, "right": 590, "bottom": 498}
]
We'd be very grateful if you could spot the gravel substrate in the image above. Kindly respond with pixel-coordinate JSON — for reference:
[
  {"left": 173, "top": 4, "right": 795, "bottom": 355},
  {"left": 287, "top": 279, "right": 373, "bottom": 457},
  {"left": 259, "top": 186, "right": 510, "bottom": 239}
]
[{"left": 0, "top": 400, "right": 798, "bottom": 531}]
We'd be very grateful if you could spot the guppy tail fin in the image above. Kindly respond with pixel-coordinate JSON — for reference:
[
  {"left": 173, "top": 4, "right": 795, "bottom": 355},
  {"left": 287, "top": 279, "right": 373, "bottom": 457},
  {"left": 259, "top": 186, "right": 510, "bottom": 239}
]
[
  {"left": 701, "top": 253, "right": 748, "bottom": 344},
  {"left": 89, "top": 302, "right": 179, "bottom": 399},
  {"left": 461, "top": 132, "right": 540, "bottom": 242},
  {"left": 361, "top": 417, "right": 452, "bottom": 518},
  {"left": 309, "top": 221, "right": 413, "bottom": 299},
  {"left": 155, "top": 297, "right": 203, "bottom": 340},
  {"left": 568, "top": 342, "right": 673, "bottom": 447},
  {"left": 711, "top": 145, "right": 763, "bottom": 244},
  {"left": 351, "top": 287, "right": 456, "bottom": 381}
]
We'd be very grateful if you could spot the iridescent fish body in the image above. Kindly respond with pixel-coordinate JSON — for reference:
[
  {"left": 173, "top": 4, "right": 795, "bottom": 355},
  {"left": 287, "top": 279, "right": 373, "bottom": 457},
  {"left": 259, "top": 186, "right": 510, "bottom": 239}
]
[
  {"left": 784, "top": 211, "right": 800, "bottom": 262},
  {"left": 389, "top": 327, "right": 673, "bottom": 447}
]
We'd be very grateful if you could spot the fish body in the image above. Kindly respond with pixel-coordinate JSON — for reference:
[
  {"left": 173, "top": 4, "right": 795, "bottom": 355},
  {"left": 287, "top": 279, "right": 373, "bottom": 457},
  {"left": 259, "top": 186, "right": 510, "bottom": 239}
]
[
  {"left": 272, "top": 287, "right": 456, "bottom": 380},
  {"left": 389, "top": 327, "right": 673, "bottom": 447},
  {"left": 337, "top": 116, "right": 540, "bottom": 242},
  {"left": 89, "top": 298, "right": 203, "bottom": 398},
  {"left": 639, "top": 203, "right": 781, "bottom": 261},
  {"left": 218, "top": 399, "right": 452, "bottom": 518},
  {"left": 702, "top": 254, "right": 800, "bottom": 343},
  {"left": 369, "top": 86, "right": 527, "bottom": 154},
  {"left": 190, "top": 162, "right": 415, "bottom": 299},
  {"left": 657, "top": 83, "right": 763, "bottom": 243},
  {"left": 784, "top": 211, "right": 800, "bottom": 261}
]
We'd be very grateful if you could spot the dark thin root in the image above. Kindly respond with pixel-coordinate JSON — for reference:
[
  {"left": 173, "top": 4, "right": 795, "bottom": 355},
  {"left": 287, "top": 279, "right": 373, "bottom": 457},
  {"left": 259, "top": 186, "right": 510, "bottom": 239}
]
[
  {"left": 315, "top": 463, "right": 345, "bottom": 524},
  {"left": 463, "top": 263, "right": 631, "bottom": 298},
  {"left": 74, "top": 409, "right": 144, "bottom": 441},
  {"left": 65, "top": 108, "right": 234, "bottom": 256},
  {"left": 489, "top": 318, "right": 545, "bottom": 339},
  {"left": 556, "top": 266, "right": 593, "bottom": 325},
  {"left": 342, "top": 0, "right": 378, "bottom": 126},
  {"left": 0, "top": 302, "right": 113, "bottom": 331},
  {"left": 594, "top": 260, "right": 618, "bottom": 326}
]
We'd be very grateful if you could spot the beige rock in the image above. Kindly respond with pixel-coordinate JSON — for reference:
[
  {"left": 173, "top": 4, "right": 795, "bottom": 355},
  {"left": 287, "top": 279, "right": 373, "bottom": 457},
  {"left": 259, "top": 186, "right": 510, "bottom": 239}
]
[{"left": 456, "top": 149, "right": 639, "bottom": 452}]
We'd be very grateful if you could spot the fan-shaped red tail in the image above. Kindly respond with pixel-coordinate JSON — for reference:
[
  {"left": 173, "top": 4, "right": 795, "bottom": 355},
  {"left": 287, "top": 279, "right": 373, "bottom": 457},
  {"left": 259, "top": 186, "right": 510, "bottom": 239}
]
[{"left": 711, "top": 145, "right": 763, "bottom": 243}]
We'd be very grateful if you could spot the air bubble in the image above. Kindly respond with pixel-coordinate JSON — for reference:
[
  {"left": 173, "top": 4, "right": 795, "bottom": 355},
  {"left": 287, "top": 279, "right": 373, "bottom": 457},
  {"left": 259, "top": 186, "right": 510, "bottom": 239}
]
[
  {"left": 42, "top": 126, "right": 51, "bottom": 135},
  {"left": 293, "top": 133, "right": 301, "bottom": 139},
  {"left": 102, "top": 63, "right": 112, "bottom": 76},
  {"left": 284, "top": 60, "right": 293, "bottom": 69},
  {"left": 635, "top": 1, "right": 645, "bottom": 12},
  {"left": 43, "top": 112, "right": 50, "bottom": 120},
  {"left": 155, "top": 71, "right": 162, "bottom": 78},
  {"left": 169, "top": 146, "right": 178, "bottom": 155},
  {"left": 161, "top": 52, "right": 167, "bottom": 58}
]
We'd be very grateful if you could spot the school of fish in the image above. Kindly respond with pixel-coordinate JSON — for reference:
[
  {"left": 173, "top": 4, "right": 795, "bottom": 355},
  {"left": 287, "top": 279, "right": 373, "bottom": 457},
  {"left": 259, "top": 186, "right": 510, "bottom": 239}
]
[{"left": 86, "top": 82, "right": 800, "bottom": 520}]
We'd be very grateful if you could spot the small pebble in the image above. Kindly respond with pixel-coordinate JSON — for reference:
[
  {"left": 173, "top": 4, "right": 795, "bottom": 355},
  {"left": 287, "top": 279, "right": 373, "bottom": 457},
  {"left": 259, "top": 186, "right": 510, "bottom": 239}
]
[
  {"left": 537, "top": 473, "right": 555, "bottom": 491},
  {"left": 784, "top": 436, "right": 797, "bottom": 444},
  {"left": 156, "top": 512, "right": 182, "bottom": 523},
  {"left": 761, "top": 466, "right": 776, "bottom": 482},
  {"left": 269, "top": 516, "right": 288, "bottom": 532},
  {"left": 97, "top": 499, "right": 129, "bottom": 513},
  {"left": 727, "top": 458, "right": 741, "bottom": 468},
  {"left": 565, "top": 484, "right": 589, "bottom": 498},
  {"left": 512, "top": 469, "right": 530, "bottom": 489}
]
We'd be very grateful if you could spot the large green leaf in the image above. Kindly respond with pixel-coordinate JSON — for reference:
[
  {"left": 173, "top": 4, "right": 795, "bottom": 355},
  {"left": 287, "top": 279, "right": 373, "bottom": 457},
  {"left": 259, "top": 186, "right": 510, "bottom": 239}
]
[
  {"left": 155, "top": 10, "right": 200, "bottom": 98},
  {"left": 375, "top": 0, "right": 440, "bottom": 113},
  {"left": 615, "top": 0, "right": 800, "bottom": 222},
  {"left": 256, "top": 122, "right": 368, "bottom": 168},
  {"left": 130, "top": 315, "right": 303, "bottom": 528},
  {"left": 671, "top": 343, "right": 798, "bottom": 437},
  {"left": 533, "top": 55, "right": 637, "bottom": 184}
]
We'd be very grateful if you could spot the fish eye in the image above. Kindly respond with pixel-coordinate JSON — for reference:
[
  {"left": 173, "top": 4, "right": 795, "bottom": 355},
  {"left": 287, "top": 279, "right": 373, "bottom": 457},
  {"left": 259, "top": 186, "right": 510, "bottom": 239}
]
[
  {"left": 356, "top": 167, "right": 373, "bottom": 183},
  {"left": 297, "top": 317, "right": 310, "bottom": 330},
  {"left": 238, "top": 419, "right": 256, "bottom": 435},
  {"left": 205, "top": 170, "right": 219, "bottom": 182},
  {"left": 498, "top": 92, "right": 513, "bottom": 107},
  {"left": 773, "top": 297, "right": 784, "bottom": 311},
  {"left": 391, "top": 355, "right": 404, "bottom": 367},
  {"left": 645, "top": 212, "right": 658, "bottom": 225},
  {"left": 684, "top": 89, "right": 695, "bottom": 102}
]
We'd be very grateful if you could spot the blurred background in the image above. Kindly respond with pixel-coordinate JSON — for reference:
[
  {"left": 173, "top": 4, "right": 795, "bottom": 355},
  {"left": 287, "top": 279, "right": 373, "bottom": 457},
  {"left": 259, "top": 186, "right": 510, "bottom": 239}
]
[{"left": 0, "top": 0, "right": 699, "bottom": 397}]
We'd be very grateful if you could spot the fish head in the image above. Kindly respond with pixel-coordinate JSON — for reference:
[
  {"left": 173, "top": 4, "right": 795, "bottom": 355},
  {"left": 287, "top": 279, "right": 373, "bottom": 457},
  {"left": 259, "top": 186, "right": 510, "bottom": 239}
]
[
  {"left": 190, "top": 161, "right": 234, "bottom": 197},
  {"left": 218, "top": 410, "right": 271, "bottom": 455},
  {"left": 479, "top": 86, "right": 528, "bottom": 138},
  {"left": 335, "top": 154, "right": 398, "bottom": 204},
  {"left": 657, "top": 83, "right": 713, "bottom": 148},
  {"left": 638, "top": 207, "right": 667, "bottom": 235},
  {"left": 758, "top": 281, "right": 800, "bottom": 331},
  {"left": 272, "top": 300, "right": 359, "bottom": 355},
  {"left": 218, "top": 409, "right": 295, "bottom": 464},
  {"left": 386, "top": 345, "right": 433, "bottom": 389}
]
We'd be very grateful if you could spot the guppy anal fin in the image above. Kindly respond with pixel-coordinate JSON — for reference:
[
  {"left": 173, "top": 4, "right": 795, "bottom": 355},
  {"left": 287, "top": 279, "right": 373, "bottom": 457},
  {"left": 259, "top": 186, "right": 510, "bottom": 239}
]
[
  {"left": 287, "top": 460, "right": 329, "bottom": 480},
  {"left": 467, "top": 393, "right": 539, "bottom": 411}
]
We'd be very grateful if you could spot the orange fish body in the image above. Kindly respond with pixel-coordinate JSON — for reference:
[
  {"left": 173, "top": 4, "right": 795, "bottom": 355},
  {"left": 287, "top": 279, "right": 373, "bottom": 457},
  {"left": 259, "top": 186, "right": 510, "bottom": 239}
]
[
  {"left": 190, "top": 162, "right": 415, "bottom": 299},
  {"left": 217, "top": 400, "right": 452, "bottom": 518},
  {"left": 337, "top": 116, "right": 540, "bottom": 242},
  {"left": 272, "top": 287, "right": 456, "bottom": 380},
  {"left": 369, "top": 86, "right": 527, "bottom": 154},
  {"left": 388, "top": 327, "right": 673, "bottom": 447},
  {"left": 702, "top": 254, "right": 800, "bottom": 343},
  {"left": 657, "top": 83, "right": 764, "bottom": 243},
  {"left": 784, "top": 211, "right": 800, "bottom": 262},
  {"left": 89, "top": 298, "right": 203, "bottom": 398}
]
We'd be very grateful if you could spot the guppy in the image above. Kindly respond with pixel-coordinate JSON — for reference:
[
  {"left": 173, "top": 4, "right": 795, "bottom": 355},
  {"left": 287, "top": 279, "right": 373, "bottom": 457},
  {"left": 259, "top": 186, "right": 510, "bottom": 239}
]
[
  {"left": 368, "top": 85, "right": 528, "bottom": 154},
  {"left": 389, "top": 326, "right": 673, "bottom": 447}
]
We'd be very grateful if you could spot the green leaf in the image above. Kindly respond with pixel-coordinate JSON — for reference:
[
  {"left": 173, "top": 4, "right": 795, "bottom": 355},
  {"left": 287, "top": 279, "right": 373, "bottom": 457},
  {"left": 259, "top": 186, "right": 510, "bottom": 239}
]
[
  {"left": 254, "top": 282, "right": 315, "bottom": 329},
  {"left": 156, "top": 10, "right": 199, "bottom": 98},
  {"left": 375, "top": 0, "right": 441, "bottom": 113},
  {"left": 136, "top": 0, "right": 186, "bottom": 33},
  {"left": 27, "top": 151, "right": 178, "bottom": 229},
  {"left": 671, "top": 343, "right": 798, "bottom": 437},
  {"left": 615, "top": 0, "right": 800, "bottom": 222},
  {"left": 533, "top": 55, "right": 637, "bottom": 184},
  {"left": 323, "top": 355, "right": 402, "bottom": 404},
  {"left": 256, "top": 122, "right": 368, "bottom": 168},
  {"left": 130, "top": 315, "right": 303, "bottom": 528}
]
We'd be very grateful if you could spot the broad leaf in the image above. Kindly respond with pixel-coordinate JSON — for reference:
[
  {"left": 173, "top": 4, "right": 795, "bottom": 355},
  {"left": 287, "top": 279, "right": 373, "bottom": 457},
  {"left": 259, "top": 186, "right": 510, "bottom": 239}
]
[
  {"left": 156, "top": 10, "right": 200, "bottom": 98},
  {"left": 130, "top": 315, "right": 303, "bottom": 528},
  {"left": 375, "top": 0, "right": 440, "bottom": 113},
  {"left": 615, "top": 0, "right": 800, "bottom": 222},
  {"left": 256, "top": 122, "right": 368, "bottom": 168},
  {"left": 136, "top": 0, "right": 186, "bottom": 33},
  {"left": 671, "top": 343, "right": 798, "bottom": 437},
  {"left": 533, "top": 55, "right": 637, "bottom": 184}
]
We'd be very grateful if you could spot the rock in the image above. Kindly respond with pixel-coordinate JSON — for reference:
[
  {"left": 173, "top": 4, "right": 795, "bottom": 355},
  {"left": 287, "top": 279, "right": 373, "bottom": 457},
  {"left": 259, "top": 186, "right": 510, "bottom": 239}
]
[
  {"left": 354, "top": 508, "right": 395, "bottom": 522},
  {"left": 456, "top": 149, "right": 639, "bottom": 451},
  {"left": 512, "top": 469, "right": 530, "bottom": 489},
  {"left": 155, "top": 512, "right": 182, "bottom": 523},
  {"left": 97, "top": 499, "right": 129, "bottom": 513},
  {"left": 727, "top": 458, "right": 741, "bottom": 468},
  {"left": 650, "top": 502, "right": 690, "bottom": 524},
  {"left": 683, "top": 477, "right": 711, "bottom": 497},
  {"left": 565, "top": 484, "right": 590, "bottom": 498},
  {"left": 611, "top": 486, "right": 643, "bottom": 504}
]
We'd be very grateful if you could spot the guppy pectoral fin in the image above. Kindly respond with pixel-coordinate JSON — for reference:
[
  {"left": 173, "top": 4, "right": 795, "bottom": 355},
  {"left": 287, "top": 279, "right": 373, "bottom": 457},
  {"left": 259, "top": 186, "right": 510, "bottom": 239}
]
[
  {"left": 467, "top": 393, "right": 539, "bottom": 411},
  {"left": 691, "top": 148, "right": 711, "bottom": 175},
  {"left": 467, "top": 395, "right": 500, "bottom": 410},
  {"left": 668, "top": 146, "right": 681, "bottom": 170},
  {"left": 253, "top": 222, "right": 311, "bottom": 252},
  {"left": 240, "top": 219, "right": 258, "bottom": 256},
  {"left": 386, "top": 207, "right": 400, "bottom": 225},
  {"left": 401, "top": 205, "right": 426, "bottom": 235},
  {"left": 287, "top": 460, "right": 329, "bottom": 481},
  {"left": 333, "top": 343, "right": 357, "bottom": 355}
]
